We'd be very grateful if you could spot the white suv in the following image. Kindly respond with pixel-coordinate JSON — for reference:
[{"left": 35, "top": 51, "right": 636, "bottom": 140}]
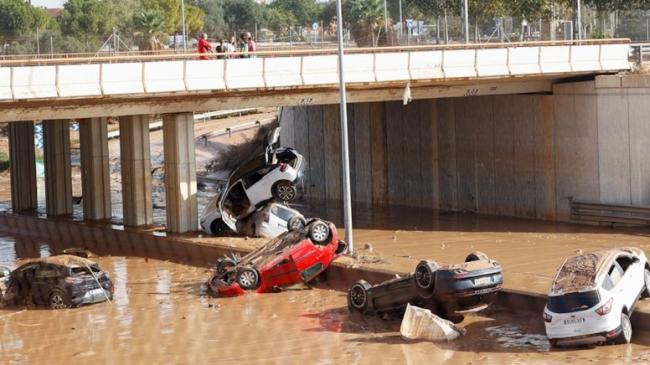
[{"left": 543, "top": 248, "right": 650, "bottom": 347}]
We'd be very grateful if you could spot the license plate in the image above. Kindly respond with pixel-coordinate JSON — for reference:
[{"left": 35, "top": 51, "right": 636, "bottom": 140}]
[
  {"left": 564, "top": 318, "right": 586, "bottom": 325},
  {"left": 474, "top": 277, "right": 491, "bottom": 286}
]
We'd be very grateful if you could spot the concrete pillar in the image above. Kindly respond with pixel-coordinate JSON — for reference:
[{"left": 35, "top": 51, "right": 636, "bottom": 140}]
[
  {"left": 119, "top": 115, "right": 153, "bottom": 226},
  {"left": 162, "top": 112, "right": 198, "bottom": 233},
  {"left": 79, "top": 117, "right": 111, "bottom": 220},
  {"left": 8, "top": 122, "right": 37, "bottom": 212},
  {"left": 43, "top": 120, "right": 72, "bottom": 216}
]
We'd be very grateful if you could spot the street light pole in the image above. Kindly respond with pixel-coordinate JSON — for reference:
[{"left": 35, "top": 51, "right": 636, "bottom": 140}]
[
  {"left": 334, "top": 0, "right": 354, "bottom": 253},
  {"left": 384, "top": 0, "right": 388, "bottom": 35},
  {"left": 399, "top": 0, "right": 403, "bottom": 40},
  {"left": 463, "top": 0, "right": 469, "bottom": 43},
  {"left": 576, "top": 0, "right": 582, "bottom": 40},
  {"left": 181, "top": 0, "right": 187, "bottom": 51}
]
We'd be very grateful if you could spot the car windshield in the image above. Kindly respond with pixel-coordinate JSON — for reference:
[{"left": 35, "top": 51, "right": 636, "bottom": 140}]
[
  {"left": 70, "top": 265, "right": 101, "bottom": 276},
  {"left": 547, "top": 290, "right": 601, "bottom": 313}
]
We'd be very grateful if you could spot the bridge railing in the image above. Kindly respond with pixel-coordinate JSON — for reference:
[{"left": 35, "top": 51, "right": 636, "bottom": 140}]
[{"left": 0, "top": 39, "right": 631, "bottom": 101}]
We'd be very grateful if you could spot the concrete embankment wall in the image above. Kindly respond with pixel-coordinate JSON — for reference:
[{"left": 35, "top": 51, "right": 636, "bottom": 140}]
[{"left": 279, "top": 77, "right": 650, "bottom": 222}]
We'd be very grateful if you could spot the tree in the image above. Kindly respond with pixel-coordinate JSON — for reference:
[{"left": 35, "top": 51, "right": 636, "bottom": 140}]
[
  {"left": 221, "top": 0, "right": 264, "bottom": 37},
  {"left": 345, "top": 0, "right": 385, "bottom": 46},
  {"left": 0, "top": 0, "right": 53, "bottom": 41},
  {"left": 59, "top": 0, "right": 118, "bottom": 49},
  {"left": 269, "top": 0, "right": 319, "bottom": 27},
  {"left": 191, "top": 0, "right": 227, "bottom": 38},
  {"left": 133, "top": 9, "right": 166, "bottom": 50},
  {"left": 141, "top": 0, "right": 204, "bottom": 37}
]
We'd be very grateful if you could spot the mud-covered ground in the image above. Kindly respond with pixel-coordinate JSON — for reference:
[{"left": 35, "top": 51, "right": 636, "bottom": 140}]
[{"left": 2, "top": 234, "right": 650, "bottom": 364}]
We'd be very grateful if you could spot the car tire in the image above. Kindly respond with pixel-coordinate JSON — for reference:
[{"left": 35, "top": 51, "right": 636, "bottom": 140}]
[
  {"left": 414, "top": 260, "right": 439, "bottom": 298},
  {"left": 287, "top": 216, "right": 307, "bottom": 231},
  {"left": 348, "top": 280, "right": 372, "bottom": 313},
  {"left": 465, "top": 251, "right": 489, "bottom": 262},
  {"left": 614, "top": 312, "right": 632, "bottom": 344},
  {"left": 236, "top": 267, "right": 260, "bottom": 290},
  {"left": 49, "top": 288, "right": 71, "bottom": 309},
  {"left": 643, "top": 269, "right": 650, "bottom": 298},
  {"left": 216, "top": 258, "right": 237, "bottom": 275},
  {"left": 210, "top": 219, "right": 229, "bottom": 235},
  {"left": 308, "top": 220, "right": 330, "bottom": 244},
  {"left": 273, "top": 180, "right": 297, "bottom": 202}
]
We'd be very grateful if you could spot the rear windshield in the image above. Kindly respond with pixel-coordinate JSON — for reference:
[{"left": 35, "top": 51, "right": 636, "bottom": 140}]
[
  {"left": 70, "top": 265, "right": 101, "bottom": 276},
  {"left": 547, "top": 290, "right": 601, "bottom": 313}
]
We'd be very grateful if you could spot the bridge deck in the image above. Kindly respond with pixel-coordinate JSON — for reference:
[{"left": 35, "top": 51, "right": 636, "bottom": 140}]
[{"left": 0, "top": 39, "right": 631, "bottom": 122}]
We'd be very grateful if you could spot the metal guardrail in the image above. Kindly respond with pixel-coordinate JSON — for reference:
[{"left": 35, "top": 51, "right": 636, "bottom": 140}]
[
  {"left": 570, "top": 198, "right": 650, "bottom": 227},
  {"left": 630, "top": 42, "right": 650, "bottom": 65}
]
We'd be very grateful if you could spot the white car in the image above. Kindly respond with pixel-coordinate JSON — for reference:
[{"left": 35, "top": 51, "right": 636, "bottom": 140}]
[
  {"left": 199, "top": 140, "right": 304, "bottom": 235},
  {"left": 543, "top": 247, "right": 650, "bottom": 347},
  {"left": 237, "top": 203, "right": 306, "bottom": 238}
]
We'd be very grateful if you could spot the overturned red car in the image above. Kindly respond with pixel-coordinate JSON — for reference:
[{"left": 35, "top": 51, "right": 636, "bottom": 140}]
[{"left": 207, "top": 219, "right": 347, "bottom": 297}]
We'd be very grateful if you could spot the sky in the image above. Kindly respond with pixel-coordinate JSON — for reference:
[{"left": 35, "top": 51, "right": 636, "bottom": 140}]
[{"left": 30, "top": 0, "right": 66, "bottom": 8}]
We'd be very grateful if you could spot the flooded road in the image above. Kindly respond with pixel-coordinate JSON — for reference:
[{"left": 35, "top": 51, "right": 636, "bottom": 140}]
[{"left": 3, "top": 234, "right": 650, "bottom": 364}]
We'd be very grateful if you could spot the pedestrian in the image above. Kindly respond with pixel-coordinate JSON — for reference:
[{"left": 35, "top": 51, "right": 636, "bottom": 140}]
[
  {"left": 239, "top": 32, "right": 249, "bottom": 58},
  {"left": 246, "top": 32, "right": 257, "bottom": 58},
  {"left": 198, "top": 33, "right": 213, "bottom": 60}
]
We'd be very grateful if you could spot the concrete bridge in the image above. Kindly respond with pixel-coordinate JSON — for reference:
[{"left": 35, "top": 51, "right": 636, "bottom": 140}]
[
  {"left": 0, "top": 39, "right": 630, "bottom": 122},
  {"left": 0, "top": 39, "right": 635, "bottom": 234}
]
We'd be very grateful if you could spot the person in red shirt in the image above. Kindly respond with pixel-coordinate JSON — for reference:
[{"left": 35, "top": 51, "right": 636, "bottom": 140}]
[
  {"left": 247, "top": 33, "right": 257, "bottom": 58},
  {"left": 198, "top": 33, "right": 212, "bottom": 60}
]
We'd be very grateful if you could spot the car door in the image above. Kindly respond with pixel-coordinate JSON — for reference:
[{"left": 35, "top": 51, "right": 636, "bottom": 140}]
[
  {"left": 32, "top": 264, "right": 58, "bottom": 304},
  {"left": 265, "top": 205, "right": 287, "bottom": 237},
  {"left": 616, "top": 255, "right": 644, "bottom": 309},
  {"left": 244, "top": 166, "right": 277, "bottom": 205}
]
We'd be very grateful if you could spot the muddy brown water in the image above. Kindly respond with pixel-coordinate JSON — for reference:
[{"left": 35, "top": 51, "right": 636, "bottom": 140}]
[{"left": 3, "top": 235, "right": 650, "bottom": 364}]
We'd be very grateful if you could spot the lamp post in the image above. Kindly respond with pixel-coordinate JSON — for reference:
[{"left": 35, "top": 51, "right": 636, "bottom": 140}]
[
  {"left": 576, "top": 0, "right": 582, "bottom": 40},
  {"left": 181, "top": 0, "right": 187, "bottom": 51},
  {"left": 463, "top": 0, "right": 469, "bottom": 43},
  {"left": 384, "top": 0, "right": 388, "bottom": 34},
  {"left": 334, "top": 0, "right": 354, "bottom": 253}
]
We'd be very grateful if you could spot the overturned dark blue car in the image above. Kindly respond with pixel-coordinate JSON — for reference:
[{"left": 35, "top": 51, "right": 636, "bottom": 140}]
[{"left": 347, "top": 251, "right": 503, "bottom": 321}]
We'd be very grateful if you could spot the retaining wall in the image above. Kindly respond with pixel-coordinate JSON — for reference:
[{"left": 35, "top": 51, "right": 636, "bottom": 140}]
[{"left": 280, "top": 77, "right": 650, "bottom": 222}]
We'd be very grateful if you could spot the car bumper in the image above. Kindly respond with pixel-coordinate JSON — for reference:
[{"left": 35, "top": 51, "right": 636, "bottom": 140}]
[
  {"left": 549, "top": 327, "right": 621, "bottom": 346},
  {"left": 72, "top": 288, "right": 112, "bottom": 306}
]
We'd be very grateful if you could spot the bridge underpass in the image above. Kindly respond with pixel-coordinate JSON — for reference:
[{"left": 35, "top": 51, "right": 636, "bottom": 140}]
[{"left": 0, "top": 39, "right": 633, "bottom": 233}]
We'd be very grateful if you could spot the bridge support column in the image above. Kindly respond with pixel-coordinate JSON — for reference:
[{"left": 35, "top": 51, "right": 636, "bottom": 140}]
[
  {"left": 43, "top": 119, "right": 72, "bottom": 216},
  {"left": 162, "top": 112, "right": 198, "bottom": 233},
  {"left": 79, "top": 117, "right": 111, "bottom": 220},
  {"left": 120, "top": 115, "right": 153, "bottom": 226},
  {"left": 8, "top": 122, "right": 37, "bottom": 212}
]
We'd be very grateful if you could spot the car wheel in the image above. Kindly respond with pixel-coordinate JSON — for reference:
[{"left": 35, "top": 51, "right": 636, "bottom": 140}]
[
  {"left": 49, "top": 288, "right": 71, "bottom": 309},
  {"left": 287, "top": 216, "right": 307, "bottom": 231},
  {"left": 414, "top": 260, "right": 439, "bottom": 298},
  {"left": 643, "top": 269, "right": 650, "bottom": 298},
  {"left": 216, "top": 258, "right": 237, "bottom": 275},
  {"left": 273, "top": 181, "right": 297, "bottom": 202},
  {"left": 308, "top": 220, "right": 330, "bottom": 244},
  {"left": 348, "top": 280, "right": 372, "bottom": 313},
  {"left": 614, "top": 312, "right": 632, "bottom": 344},
  {"left": 210, "top": 219, "right": 229, "bottom": 235},
  {"left": 236, "top": 267, "right": 260, "bottom": 290},
  {"left": 465, "top": 251, "right": 489, "bottom": 262}
]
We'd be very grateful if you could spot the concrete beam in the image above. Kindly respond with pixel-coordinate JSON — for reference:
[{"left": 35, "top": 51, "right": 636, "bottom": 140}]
[
  {"left": 79, "top": 117, "right": 111, "bottom": 220},
  {"left": 120, "top": 115, "right": 153, "bottom": 226},
  {"left": 8, "top": 121, "right": 37, "bottom": 212},
  {"left": 162, "top": 112, "right": 198, "bottom": 233},
  {"left": 43, "top": 120, "right": 72, "bottom": 216},
  {"left": 0, "top": 79, "right": 554, "bottom": 123}
]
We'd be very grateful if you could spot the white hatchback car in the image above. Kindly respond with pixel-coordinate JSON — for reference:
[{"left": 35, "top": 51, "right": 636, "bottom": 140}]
[
  {"left": 199, "top": 147, "right": 304, "bottom": 235},
  {"left": 543, "top": 248, "right": 650, "bottom": 347}
]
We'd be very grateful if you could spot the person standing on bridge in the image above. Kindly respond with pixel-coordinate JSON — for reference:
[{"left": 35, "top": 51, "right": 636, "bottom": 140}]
[
  {"left": 247, "top": 33, "right": 257, "bottom": 58},
  {"left": 198, "top": 33, "right": 213, "bottom": 60}
]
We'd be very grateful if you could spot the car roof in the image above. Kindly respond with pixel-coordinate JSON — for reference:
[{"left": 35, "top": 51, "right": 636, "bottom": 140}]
[
  {"left": 549, "top": 248, "right": 642, "bottom": 296},
  {"left": 17, "top": 254, "right": 98, "bottom": 270}
]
